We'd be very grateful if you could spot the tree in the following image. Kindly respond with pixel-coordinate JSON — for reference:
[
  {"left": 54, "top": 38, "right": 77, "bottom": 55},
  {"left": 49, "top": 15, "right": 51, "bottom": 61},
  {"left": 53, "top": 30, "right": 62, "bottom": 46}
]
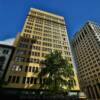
[{"left": 38, "top": 51, "right": 75, "bottom": 93}]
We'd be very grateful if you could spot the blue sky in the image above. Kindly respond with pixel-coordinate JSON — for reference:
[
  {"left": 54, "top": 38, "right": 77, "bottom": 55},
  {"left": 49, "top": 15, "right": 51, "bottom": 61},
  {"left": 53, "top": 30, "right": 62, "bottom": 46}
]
[{"left": 0, "top": 0, "right": 100, "bottom": 40}]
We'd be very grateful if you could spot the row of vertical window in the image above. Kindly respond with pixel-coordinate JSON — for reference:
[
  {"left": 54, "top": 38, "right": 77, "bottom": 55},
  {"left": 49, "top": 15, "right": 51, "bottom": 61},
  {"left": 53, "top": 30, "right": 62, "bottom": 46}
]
[
  {"left": 30, "top": 51, "right": 40, "bottom": 56},
  {"left": 1, "top": 49, "right": 9, "bottom": 54},
  {"left": 34, "top": 27, "right": 43, "bottom": 32},
  {"left": 53, "top": 44, "right": 62, "bottom": 49},
  {"left": 8, "top": 76, "right": 76, "bottom": 86},
  {"left": 43, "top": 42, "right": 52, "bottom": 47},
  {"left": 34, "top": 23, "right": 65, "bottom": 32},
  {"left": 42, "top": 47, "right": 52, "bottom": 52},
  {"left": 23, "top": 33, "right": 31, "bottom": 38},
  {"left": 20, "top": 37, "right": 30, "bottom": 43},
  {"left": 43, "top": 33, "right": 52, "bottom": 37},
  {"left": 24, "top": 29, "right": 32, "bottom": 33},
  {"left": 25, "top": 25, "right": 33, "bottom": 29},
  {"left": 34, "top": 41, "right": 41, "bottom": 45},
  {"left": 16, "top": 50, "right": 41, "bottom": 55},
  {"left": 18, "top": 43, "right": 28, "bottom": 48},
  {"left": 16, "top": 49, "right": 51, "bottom": 58},
  {"left": 33, "top": 31, "right": 42, "bottom": 36},
  {"left": 30, "top": 45, "right": 40, "bottom": 50},
  {"left": 30, "top": 14, "right": 63, "bottom": 25},
  {"left": 26, "top": 15, "right": 65, "bottom": 29},
  {"left": 30, "top": 11, "right": 65, "bottom": 23},
  {"left": 73, "top": 28, "right": 89, "bottom": 46},
  {"left": 64, "top": 51, "right": 71, "bottom": 56},
  {"left": 26, "top": 22, "right": 33, "bottom": 26},
  {"left": 11, "top": 65, "right": 40, "bottom": 73},
  {"left": 15, "top": 57, "right": 40, "bottom": 63},
  {"left": 32, "top": 35, "right": 41, "bottom": 40},
  {"left": 43, "top": 38, "right": 52, "bottom": 42},
  {"left": 16, "top": 49, "right": 71, "bottom": 58},
  {"left": 24, "top": 28, "right": 63, "bottom": 38},
  {"left": 7, "top": 76, "right": 44, "bottom": 84},
  {"left": 43, "top": 38, "right": 61, "bottom": 43}
]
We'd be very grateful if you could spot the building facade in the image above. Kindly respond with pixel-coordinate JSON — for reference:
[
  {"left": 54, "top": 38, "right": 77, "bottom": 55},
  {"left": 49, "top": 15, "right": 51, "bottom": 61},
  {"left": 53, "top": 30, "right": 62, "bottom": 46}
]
[
  {"left": 72, "top": 21, "right": 100, "bottom": 100},
  {"left": 4, "top": 8, "right": 79, "bottom": 91},
  {"left": 0, "top": 44, "right": 14, "bottom": 80}
]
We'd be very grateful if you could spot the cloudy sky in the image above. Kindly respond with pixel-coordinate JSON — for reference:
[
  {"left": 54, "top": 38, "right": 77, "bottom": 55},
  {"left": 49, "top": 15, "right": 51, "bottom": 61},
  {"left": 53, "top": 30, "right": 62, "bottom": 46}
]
[{"left": 0, "top": 0, "right": 100, "bottom": 41}]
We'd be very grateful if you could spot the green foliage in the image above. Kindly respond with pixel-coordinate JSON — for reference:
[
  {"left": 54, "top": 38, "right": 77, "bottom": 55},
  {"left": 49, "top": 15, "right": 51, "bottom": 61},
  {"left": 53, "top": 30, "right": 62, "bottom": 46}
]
[{"left": 38, "top": 51, "right": 75, "bottom": 92}]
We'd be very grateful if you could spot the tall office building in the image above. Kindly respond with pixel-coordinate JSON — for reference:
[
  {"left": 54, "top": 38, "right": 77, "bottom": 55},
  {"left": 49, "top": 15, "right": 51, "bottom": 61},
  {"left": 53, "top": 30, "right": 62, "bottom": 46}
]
[
  {"left": 4, "top": 8, "right": 79, "bottom": 91},
  {"left": 72, "top": 21, "right": 100, "bottom": 100}
]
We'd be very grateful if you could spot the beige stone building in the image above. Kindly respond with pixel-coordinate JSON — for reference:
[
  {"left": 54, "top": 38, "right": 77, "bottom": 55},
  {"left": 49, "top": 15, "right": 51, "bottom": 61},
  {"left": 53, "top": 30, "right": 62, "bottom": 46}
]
[
  {"left": 4, "top": 8, "right": 79, "bottom": 91},
  {"left": 72, "top": 21, "right": 100, "bottom": 100}
]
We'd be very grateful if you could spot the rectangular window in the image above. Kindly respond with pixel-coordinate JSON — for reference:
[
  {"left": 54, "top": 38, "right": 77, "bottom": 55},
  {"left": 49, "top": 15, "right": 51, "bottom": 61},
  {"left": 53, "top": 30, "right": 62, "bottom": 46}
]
[
  {"left": 35, "top": 67, "right": 38, "bottom": 73},
  {"left": 32, "top": 67, "right": 35, "bottom": 72},
  {"left": 34, "top": 78, "right": 37, "bottom": 84},
  {"left": 29, "top": 67, "right": 31, "bottom": 72},
  {"left": 12, "top": 76, "right": 16, "bottom": 83},
  {"left": 8, "top": 76, "right": 12, "bottom": 82},
  {"left": 25, "top": 66, "right": 28, "bottom": 72},
  {"left": 39, "top": 78, "right": 42, "bottom": 84},
  {"left": 27, "top": 77, "right": 30, "bottom": 84},
  {"left": 22, "top": 77, "right": 26, "bottom": 84},
  {"left": 30, "top": 77, "right": 34, "bottom": 84},
  {"left": 3, "top": 49, "right": 9, "bottom": 54},
  {"left": 16, "top": 76, "right": 20, "bottom": 83}
]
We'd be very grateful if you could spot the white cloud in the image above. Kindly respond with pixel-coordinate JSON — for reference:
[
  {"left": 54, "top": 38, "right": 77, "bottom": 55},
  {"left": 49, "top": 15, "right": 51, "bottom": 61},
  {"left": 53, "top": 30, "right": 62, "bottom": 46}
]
[{"left": 0, "top": 38, "right": 15, "bottom": 46}]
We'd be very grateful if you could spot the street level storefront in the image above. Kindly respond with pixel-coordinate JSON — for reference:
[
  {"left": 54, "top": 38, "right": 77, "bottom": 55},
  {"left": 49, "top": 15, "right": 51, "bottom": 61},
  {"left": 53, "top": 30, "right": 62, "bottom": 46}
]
[{"left": 0, "top": 88, "right": 87, "bottom": 100}]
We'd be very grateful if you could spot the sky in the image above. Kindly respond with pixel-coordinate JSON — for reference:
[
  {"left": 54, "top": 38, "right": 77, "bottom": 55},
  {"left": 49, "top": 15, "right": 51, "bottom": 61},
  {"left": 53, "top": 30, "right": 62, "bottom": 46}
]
[{"left": 0, "top": 0, "right": 100, "bottom": 41}]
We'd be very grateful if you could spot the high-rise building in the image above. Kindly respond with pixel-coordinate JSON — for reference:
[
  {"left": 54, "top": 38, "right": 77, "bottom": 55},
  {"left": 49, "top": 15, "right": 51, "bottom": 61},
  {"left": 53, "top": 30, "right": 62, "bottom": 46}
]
[
  {"left": 4, "top": 8, "right": 79, "bottom": 91},
  {"left": 72, "top": 21, "right": 100, "bottom": 100},
  {"left": 0, "top": 44, "right": 15, "bottom": 80}
]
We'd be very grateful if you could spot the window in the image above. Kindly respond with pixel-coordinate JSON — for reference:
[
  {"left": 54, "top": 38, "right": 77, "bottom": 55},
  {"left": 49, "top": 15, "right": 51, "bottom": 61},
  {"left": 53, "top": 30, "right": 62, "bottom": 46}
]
[
  {"left": 25, "top": 66, "right": 28, "bottom": 72},
  {"left": 31, "top": 46, "right": 40, "bottom": 50},
  {"left": 34, "top": 78, "right": 37, "bottom": 84},
  {"left": 24, "top": 29, "right": 32, "bottom": 33},
  {"left": 11, "top": 65, "right": 23, "bottom": 72},
  {"left": 81, "top": 32, "right": 85, "bottom": 38},
  {"left": 35, "top": 67, "right": 38, "bottom": 73},
  {"left": 27, "top": 77, "right": 30, "bottom": 84},
  {"left": 43, "top": 38, "right": 52, "bottom": 42},
  {"left": 33, "top": 59, "right": 40, "bottom": 63},
  {"left": 22, "top": 77, "right": 26, "bottom": 84},
  {"left": 7, "top": 76, "right": 12, "bottom": 82},
  {"left": 16, "top": 76, "right": 20, "bottom": 83},
  {"left": 20, "top": 37, "right": 29, "bottom": 43},
  {"left": 53, "top": 44, "right": 62, "bottom": 49},
  {"left": 16, "top": 50, "right": 27, "bottom": 55},
  {"left": 31, "top": 52, "right": 40, "bottom": 56},
  {"left": 39, "top": 78, "right": 42, "bottom": 84},
  {"left": 35, "top": 41, "right": 41, "bottom": 45},
  {"left": 15, "top": 57, "right": 25, "bottom": 62},
  {"left": 84, "top": 29, "right": 88, "bottom": 35},
  {"left": 3, "top": 49, "right": 9, "bottom": 54},
  {"left": 43, "top": 42, "right": 52, "bottom": 47},
  {"left": 32, "top": 67, "right": 35, "bottom": 72},
  {"left": 12, "top": 76, "right": 16, "bottom": 83},
  {"left": 32, "top": 35, "right": 41, "bottom": 40},
  {"left": 29, "top": 67, "right": 32, "bottom": 72},
  {"left": 42, "top": 47, "right": 52, "bottom": 52},
  {"left": 18, "top": 43, "right": 28, "bottom": 48},
  {"left": 30, "top": 77, "right": 34, "bottom": 84}
]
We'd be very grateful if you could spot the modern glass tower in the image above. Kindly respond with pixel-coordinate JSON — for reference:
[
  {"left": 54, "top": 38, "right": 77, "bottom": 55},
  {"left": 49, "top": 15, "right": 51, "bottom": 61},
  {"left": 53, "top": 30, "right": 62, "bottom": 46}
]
[
  {"left": 72, "top": 21, "right": 100, "bottom": 100},
  {"left": 4, "top": 8, "right": 79, "bottom": 91}
]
